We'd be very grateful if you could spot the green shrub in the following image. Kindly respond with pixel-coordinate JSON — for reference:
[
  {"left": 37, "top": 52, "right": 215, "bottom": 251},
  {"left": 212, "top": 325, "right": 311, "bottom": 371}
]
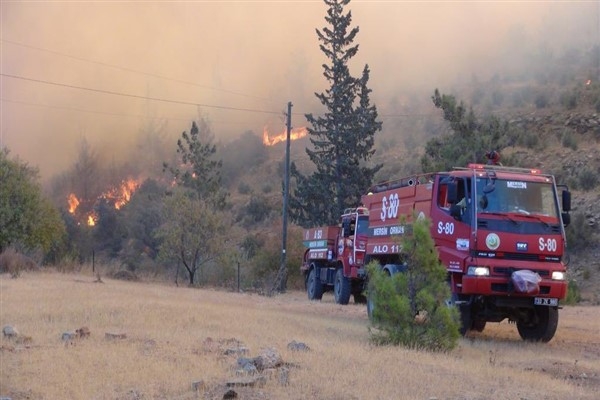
[
  {"left": 564, "top": 279, "right": 581, "bottom": 305},
  {"left": 561, "top": 130, "right": 578, "bottom": 150},
  {"left": 592, "top": 126, "right": 600, "bottom": 142},
  {"left": 560, "top": 91, "right": 578, "bottom": 110},
  {"left": 368, "top": 217, "right": 460, "bottom": 352},
  {"left": 517, "top": 130, "right": 540, "bottom": 149},
  {"left": 578, "top": 168, "right": 598, "bottom": 191},
  {"left": 583, "top": 268, "right": 591, "bottom": 281},
  {"left": 237, "top": 181, "right": 252, "bottom": 195},
  {"left": 566, "top": 212, "right": 595, "bottom": 251},
  {"left": 238, "top": 195, "right": 272, "bottom": 228}
]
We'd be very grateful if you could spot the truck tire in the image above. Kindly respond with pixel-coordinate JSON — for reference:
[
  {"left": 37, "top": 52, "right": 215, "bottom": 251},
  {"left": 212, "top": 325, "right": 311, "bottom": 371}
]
[
  {"left": 307, "top": 268, "right": 323, "bottom": 301},
  {"left": 471, "top": 319, "right": 486, "bottom": 332},
  {"left": 517, "top": 306, "right": 558, "bottom": 342},
  {"left": 334, "top": 268, "right": 351, "bottom": 305},
  {"left": 449, "top": 293, "right": 472, "bottom": 336}
]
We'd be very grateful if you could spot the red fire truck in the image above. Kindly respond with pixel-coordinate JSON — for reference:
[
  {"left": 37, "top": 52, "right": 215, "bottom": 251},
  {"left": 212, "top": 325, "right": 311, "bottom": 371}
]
[{"left": 301, "top": 160, "right": 571, "bottom": 342}]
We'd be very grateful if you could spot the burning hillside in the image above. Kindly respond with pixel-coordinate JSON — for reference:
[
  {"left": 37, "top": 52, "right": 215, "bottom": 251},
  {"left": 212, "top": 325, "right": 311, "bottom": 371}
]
[{"left": 67, "top": 178, "right": 140, "bottom": 226}]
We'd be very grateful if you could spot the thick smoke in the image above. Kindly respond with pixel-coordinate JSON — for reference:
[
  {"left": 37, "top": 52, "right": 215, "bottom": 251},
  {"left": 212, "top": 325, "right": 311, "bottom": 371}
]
[{"left": 1, "top": 1, "right": 598, "bottom": 179}]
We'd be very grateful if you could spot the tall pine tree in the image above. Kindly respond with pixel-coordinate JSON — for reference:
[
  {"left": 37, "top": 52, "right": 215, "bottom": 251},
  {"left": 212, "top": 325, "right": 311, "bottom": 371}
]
[
  {"left": 163, "top": 119, "right": 228, "bottom": 209},
  {"left": 290, "top": 0, "right": 381, "bottom": 227}
]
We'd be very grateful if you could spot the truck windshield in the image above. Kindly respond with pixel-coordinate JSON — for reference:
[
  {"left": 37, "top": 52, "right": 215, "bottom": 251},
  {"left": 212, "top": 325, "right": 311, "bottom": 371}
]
[
  {"left": 356, "top": 216, "right": 369, "bottom": 235},
  {"left": 475, "top": 178, "right": 559, "bottom": 219}
]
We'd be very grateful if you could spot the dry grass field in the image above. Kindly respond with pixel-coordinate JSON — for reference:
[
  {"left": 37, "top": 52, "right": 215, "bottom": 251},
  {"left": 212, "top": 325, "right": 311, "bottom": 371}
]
[{"left": 1, "top": 271, "right": 599, "bottom": 400}]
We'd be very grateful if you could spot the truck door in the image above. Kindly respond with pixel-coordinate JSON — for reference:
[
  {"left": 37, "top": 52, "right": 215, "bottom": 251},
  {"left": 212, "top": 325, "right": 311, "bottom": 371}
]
[{"left": 431, "top": 175, "right": 473, "bottom": 274}]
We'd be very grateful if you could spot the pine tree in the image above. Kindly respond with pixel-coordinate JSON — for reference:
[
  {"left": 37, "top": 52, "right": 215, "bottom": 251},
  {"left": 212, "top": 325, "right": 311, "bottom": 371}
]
[
  {"left": 290, "top": 0, "right": 381, "bottom": 227},
  {"left": 368, "top": 216, "right": 460, "bottom": 352},
  {"left": 422, "top": 89, "right": 514, "bottom": 172},
  {"left": 163, "top": 120, "right": 228, "bottom": 209}
]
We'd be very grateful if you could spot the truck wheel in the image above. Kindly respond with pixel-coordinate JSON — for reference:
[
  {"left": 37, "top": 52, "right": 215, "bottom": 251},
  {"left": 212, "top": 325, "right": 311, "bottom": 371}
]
[
  {"left": 450, "top": 293, "right": 471, "bottom": 336},
  {"left": 334, "top": 268, "right": 351, "bottom": 305},
  {"left": 471, "top": 319, "right": 486, "bottom": 332},
  {"left": 517, "top": 306, "right": 558, "bottom": 342},
  {"left": 307, "top": 268, "right": 323, "bottom": 301}
]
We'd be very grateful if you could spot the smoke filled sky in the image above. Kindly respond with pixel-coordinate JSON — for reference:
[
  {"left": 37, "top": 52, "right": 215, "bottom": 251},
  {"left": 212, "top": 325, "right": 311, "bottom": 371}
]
[{"left": 1, "top": 1, "right": 598, "bottom": 180}]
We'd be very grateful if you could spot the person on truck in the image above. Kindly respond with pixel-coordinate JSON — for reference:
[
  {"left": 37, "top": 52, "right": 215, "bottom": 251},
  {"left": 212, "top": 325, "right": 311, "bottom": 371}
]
[{"left": 454, "top": 178, "right": 473, "bottom": 224}]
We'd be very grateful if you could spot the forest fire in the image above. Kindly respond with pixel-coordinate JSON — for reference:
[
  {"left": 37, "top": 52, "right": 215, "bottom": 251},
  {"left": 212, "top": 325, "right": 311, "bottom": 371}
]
[
  {"left": 263, "top": 126, "right": 308, "bottom": 146},
  {"left": 101, "top": 178, "right": 139, "bottom": 210},
  {"left": 68, "top": 193, "right": 80, "bottom": 214},
  {"left": 66, "top": 178, "right": 140, "bottom": 226}
]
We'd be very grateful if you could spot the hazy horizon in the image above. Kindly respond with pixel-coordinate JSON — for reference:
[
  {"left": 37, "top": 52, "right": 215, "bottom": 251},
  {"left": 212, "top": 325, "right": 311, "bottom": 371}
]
[{"left": 2, "top": 1, "right": 598, "bottom": 180}]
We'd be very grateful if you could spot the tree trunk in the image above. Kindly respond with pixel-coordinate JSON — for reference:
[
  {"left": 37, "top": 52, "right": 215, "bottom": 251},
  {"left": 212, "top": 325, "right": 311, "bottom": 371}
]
[
  {"left": 270, "top": 263, "right": 287, "bottom": 295},
  {"left": 188, "top": 268, "right": 195, "bottom": 286}
]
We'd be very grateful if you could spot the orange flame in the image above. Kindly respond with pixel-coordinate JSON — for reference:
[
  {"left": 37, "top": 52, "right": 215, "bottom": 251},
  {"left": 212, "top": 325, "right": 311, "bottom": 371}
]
[
  {"left": 263, "top": 126, "right": 308, "bottom": 146},
  {"left": 68, "top": 193, "right": 80, "bottom": 214},
  {"left": 101, "top": 178, "right": 140, "bottom": 210},
  {"left": 66, "top": 178, "right": 140, "bottom": 227},
  {"left": 87, "top": 214, "right": 96, "bottom": 227}
]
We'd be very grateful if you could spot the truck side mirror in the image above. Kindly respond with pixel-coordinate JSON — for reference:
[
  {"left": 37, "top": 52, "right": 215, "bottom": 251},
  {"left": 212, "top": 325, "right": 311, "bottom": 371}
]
[{"left": 562, "top": 190, "right": 571, "bottom": 212}]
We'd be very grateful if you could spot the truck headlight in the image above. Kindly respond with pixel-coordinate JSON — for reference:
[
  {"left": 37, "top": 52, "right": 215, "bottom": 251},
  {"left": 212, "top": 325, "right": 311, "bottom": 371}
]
[
  {"left": 552, "top": 271, "right": 566, "bottom": 281},
  {"left": 467, "top": 266, "right": 490, "bottom": 276}
]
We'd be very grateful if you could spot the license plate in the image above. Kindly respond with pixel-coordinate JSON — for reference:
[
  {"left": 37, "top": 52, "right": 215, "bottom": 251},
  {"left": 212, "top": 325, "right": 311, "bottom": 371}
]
[{"left": 534, "top": 297, "right": 558, "bottom": 306}]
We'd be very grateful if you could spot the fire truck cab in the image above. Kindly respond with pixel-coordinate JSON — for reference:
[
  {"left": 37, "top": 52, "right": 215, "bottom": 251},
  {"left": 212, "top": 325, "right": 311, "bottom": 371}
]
[
  {"left": 301, "top": 207, "right": 369, "bottom": 304},
  {"left": 361, "top": 163, "right": 571, "bottom": 342}
]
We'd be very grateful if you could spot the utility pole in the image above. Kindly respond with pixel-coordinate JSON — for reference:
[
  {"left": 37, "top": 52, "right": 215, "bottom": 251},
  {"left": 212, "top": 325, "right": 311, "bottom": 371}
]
[{"left": 272, "top": 101, "right": 293, "bottom": 294}]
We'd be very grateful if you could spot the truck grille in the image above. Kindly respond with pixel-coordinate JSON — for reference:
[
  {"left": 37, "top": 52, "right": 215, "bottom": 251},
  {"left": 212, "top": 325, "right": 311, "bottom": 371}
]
[
  {"left": 493, "top": 267, "right": 550, "bottom": 277},
  {"left": 472, "top": 250, "right": 561, "bottom": 263}
]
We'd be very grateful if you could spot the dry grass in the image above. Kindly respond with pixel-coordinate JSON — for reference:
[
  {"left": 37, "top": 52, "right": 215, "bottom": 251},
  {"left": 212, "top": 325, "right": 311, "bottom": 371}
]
[{"left": 1, "top": 271, "right": 599, "bottom": 400}]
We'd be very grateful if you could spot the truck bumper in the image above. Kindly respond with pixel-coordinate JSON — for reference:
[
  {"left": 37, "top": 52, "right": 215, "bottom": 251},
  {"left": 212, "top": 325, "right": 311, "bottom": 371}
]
[{"left": 462, "top": 275, "right": 567, "bottom": 299}]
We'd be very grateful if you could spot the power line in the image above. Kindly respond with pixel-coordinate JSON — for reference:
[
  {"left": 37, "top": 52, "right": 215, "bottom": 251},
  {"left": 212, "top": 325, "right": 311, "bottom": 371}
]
[
  {"left": 1, "top": 97, "right": 255, "bottom": 126},
  {"left": 2, "top": 98, "right": 184, "bottom": 122},
  {"left": 1, "top": 73, "right": 282, "bottom": 115},
  {"left": 1, "top": 38, "right": 276, "bottom": 104},
  {"left": 1, "top": 39, "right": 432, "bottom": 120}
]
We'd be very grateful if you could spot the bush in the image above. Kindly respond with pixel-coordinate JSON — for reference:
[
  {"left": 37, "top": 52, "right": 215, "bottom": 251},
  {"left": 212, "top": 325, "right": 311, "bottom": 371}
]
[
  {"left": 237, "top": 181, "right": 252, "bottom": 195},
  {"left": 560, "top": 91, "right": 578, "bottom": 110},
  {"left": 237, "top": 195, "right": 272, "bottom": 228},
  {"left": 577, "top": 168, "right": 598, "bottom": 191},
  {"left": 261, "top": 184, "right": 272, "bottom": 194},
  {"left": 583, "top": 268, "right": 591, "bottom": 280},
  {"left": 561, "top": 130, "right": 578, "bottom": 150},
  {"left": 368, "top": 217, "right": 460, "bottom": 352},
  {"left": 566, "top": 212, "right": 596, "bottom": 251},
  {"left": 517, "top": 130, "right": 540, "bottom": 149},
  {"left": 0, "top": 248, "right": 38, "bottom": 278},
  {"left": 564, "top": 279, "right": 581, "bottom": 305}
]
